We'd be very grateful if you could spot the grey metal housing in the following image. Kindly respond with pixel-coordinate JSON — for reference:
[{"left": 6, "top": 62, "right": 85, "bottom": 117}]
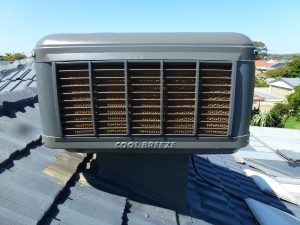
[{"left": 34, "top": 33, "right": 255, "bottom": 153}]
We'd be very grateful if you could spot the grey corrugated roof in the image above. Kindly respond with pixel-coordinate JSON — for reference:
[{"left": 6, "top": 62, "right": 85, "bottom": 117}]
[
  {"left": 1, "top": 87, "right": 300, "bottom": 225},
  {"left": 281, "top": 78, "right": 300, "bottom": 87},
  {"left": 277, "top": 149, "right": 300, "bottom": 162},
  {"left": 270, "top": 78, "right": 300, "bottom": 88},
  {"left": 254, "top": 91, "right": 282, "bottom": 101}
]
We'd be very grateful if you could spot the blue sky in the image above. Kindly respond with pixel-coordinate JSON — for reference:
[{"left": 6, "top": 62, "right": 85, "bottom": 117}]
[{"left": 1, "top": 0, "right": 299, "bottom": 55}]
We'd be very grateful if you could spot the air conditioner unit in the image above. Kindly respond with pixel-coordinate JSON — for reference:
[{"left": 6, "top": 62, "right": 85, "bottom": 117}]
[{"left": 34, "top": 33, "right": 255, "bottom": 153}]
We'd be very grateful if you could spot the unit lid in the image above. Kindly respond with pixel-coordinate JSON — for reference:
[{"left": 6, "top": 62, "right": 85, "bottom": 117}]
[
  {"left": 34, "top": 33, "right": 254, "bottom": 62},
  {"left": 35, "top": 32, "right": 253, "bottom": 48}
]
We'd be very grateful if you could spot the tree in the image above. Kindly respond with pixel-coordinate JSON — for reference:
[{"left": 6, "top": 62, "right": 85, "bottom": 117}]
[
  {"left": 2, "top": 53, "right": 26, "bottom": 61},
  {"left": 270, "top": 103, "right": 290, "bottom": 118},
  {"left": 270, "top": 102, "right": 290, "bottom": 127},
  {"left": 286, "top": 55, "right": 300, "bottom": 78},
  {"left": 251, "top": 103, "right": 291, "bottom": 128},
  {"left": 255, "top": 77, "right": 269, "bottom": 87},
  {"left": 251, "top": 112, "right": 276, "bottom": 127},
  {"left": 251, "top": 111, "right": 285, "bottom": 127},
  {"left": 254, "top": 41, "right": 268, "bottom": 60},
  {"left": 287, "top": 85, "right": 300, "bottom": 120},
  {"left": 265, "top": 66, "right": 290, "bottom": 78}
]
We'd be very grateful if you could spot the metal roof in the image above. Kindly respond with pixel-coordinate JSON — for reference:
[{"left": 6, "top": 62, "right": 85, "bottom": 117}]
[
  {"left": 271, "top": 62, "right": 286, "bottom": 68},
  {"left": 281, "top": 78, "right": 300, "bottom": 88},
  {"left": 253, "top": 91, "right": 282, "bottom": 102},
  {"left": 1, "top": 66, "right": 300, "bottom": 224},
  {"left": 269, "top": 78, "right": 300, "bottom": 88}
]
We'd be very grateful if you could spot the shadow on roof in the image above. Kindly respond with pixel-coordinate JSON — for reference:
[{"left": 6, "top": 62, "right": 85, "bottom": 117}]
[{"left": 77, "top": 154, "right": 298, "bottom": 225}]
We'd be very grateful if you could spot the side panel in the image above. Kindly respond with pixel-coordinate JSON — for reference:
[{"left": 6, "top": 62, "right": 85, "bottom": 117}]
[
  {"left": 232, "top": 61, "right": 255, "bottom": 137},
  {"left": 36, "top": 62, "right": 61, "bottom": 137}
]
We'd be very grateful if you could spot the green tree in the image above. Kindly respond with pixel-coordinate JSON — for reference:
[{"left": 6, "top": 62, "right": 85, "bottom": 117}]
[
  {"left": 255, "top": 77, "right": 269, "bottom": 87},
  {"left": 287, "top": 85, "right": 300, "bottom": 120},
  {"left": 270, "top": 103, "right": 290, "bottom": 118},
  {"left": 286, "top": 56, "right": 300, "bottom": 78},
  {"left": 251, "top": 102, "right": 293, "bottom": 128},
  {"left": 251, "top": 112, "right": 276, "bottom": 127},
  {"left": 254, "top": 41, "right": 268, "bottom": 60},
  {"left": 269, "top": 102, "right": 290, "bottom": 127},
  {"left": 3, "top": 53, "right": 26, "bottom": 61},
  {"left": 265, "top": 66, "right": 290, "bottom": 78}
]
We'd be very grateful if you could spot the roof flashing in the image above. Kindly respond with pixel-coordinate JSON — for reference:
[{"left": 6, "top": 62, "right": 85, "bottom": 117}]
[
  {"left": 244, "top": 169, "right": 299, "bottom": 205},
  {"left": 246, "top": 198, "right": 300, "bottom": 225}
]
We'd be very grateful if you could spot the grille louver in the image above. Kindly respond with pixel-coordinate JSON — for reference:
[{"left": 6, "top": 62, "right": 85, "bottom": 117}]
[{"left": 56, "top": 61, "right": 233, "bottom": 137}]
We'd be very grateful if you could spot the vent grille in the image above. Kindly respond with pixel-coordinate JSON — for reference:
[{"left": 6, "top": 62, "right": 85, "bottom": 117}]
[{"left": 56, "top": 61, "right": 233, "bottom": 137}]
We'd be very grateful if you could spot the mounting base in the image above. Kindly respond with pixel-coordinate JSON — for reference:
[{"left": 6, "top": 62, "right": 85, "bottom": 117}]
[{"left": 95, "top": 153, "right": 189, "bottom": 213}]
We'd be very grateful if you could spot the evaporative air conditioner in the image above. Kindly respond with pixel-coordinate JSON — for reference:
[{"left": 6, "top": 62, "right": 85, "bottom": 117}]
[{"left": 34, "top": 33, "right": 255, "bottom": 153}]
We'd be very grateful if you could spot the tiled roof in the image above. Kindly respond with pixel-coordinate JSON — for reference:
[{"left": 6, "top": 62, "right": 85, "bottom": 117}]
[
  {"left": 253, "top": 93, "right": 265, "bottom": 101},
  {"left": 255, "top": 60, "right": 274, "bottom": 68},
  {"left": 0, "top": 59, "right": 36, "bottom": 92},
  {"left": 1, "top": 62, "right": 300, "bottom": 225}
]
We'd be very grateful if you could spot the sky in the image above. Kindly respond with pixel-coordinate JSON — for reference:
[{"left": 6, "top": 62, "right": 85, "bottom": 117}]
[{"left": 0, "top": 0, "right": 299, "bottom": 55}]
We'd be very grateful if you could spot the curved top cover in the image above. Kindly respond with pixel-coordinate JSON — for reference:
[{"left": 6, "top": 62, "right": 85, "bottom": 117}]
[
  {"left": 34, "top": 33, "right": 254, "bottom": 62},
  {"left": 35, "top": 32, "right": 253, "bottom": 48}
]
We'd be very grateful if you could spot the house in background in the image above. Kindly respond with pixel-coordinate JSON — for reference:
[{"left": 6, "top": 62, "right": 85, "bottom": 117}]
[
  {"left": 268, "top": 78, "right": 300, "bottom": 99},
  {"left": 271, "top": 61, "right": 286, "bottom": 68},
  {"left": 255, "top": 60, "right": 285, "bottom": 72},
  {"left": 254, "top": 60, "right": 286, "bottom": 79},
  {"left": 253, "top": 91, "right": 283, "bottom": 111}
]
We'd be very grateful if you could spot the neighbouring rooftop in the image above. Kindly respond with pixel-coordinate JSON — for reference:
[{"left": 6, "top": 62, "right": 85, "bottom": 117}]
[
  {"left": 1, "top": 62, "right": 300, "bottom": 225},
  {"left": 270, "top": 78, "right": 300, "bottom": 89},
  {"left": 255, "top": 60, "right": 286, "bottom": 71}
]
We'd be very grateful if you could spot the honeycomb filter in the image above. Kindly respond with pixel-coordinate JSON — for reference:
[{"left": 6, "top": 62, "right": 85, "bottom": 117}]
[{"left": 56, "top": 61, "right": 232, "bottom": 137}]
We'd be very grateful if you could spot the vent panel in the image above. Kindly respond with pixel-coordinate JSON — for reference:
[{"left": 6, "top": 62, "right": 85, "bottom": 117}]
[{"left": 56, "top": 61, "right": 233, "bottom": 137}]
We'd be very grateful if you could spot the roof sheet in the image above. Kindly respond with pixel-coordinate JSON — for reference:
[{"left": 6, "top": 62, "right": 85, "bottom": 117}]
[
  {"left": 281, "top": 78, "right": 300, "bottom": 87},
  {"left": 271, "top": 62, "right": 286, "bottom": 68},
  {"left": 253, "top": 91, "right": 282, "bottom": 101}
]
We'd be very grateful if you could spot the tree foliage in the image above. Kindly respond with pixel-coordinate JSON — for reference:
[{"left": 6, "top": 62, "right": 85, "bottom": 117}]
[
  {"left": 251, "top": 87, "right": 300, "bottom": 127},
  {"left": 265, "top": 55, "right": 300, "bottom": 78},
  {"left": 265, "top": 66, "right": 290, "bottom": 78},
  {"left": 250, "top": 112, "right": 276, "bottom": 127},
  {"left": 286, "top": 56, "right": 300, "bottom": 78},
  {"left": 269, "top": 103, "right": 290, "bottom": 127},
  {"left": 251, "top": 111, "right": 284, "bottom": 128},
  {"left": 254, "top": 41, "right": 268, "bottom": 60},
  {"left": 287, "top": 85, "right": 300, "bottom": 120},
  {"left": 270, "top": 103, "right": 290, "bottom": 118},
  {"left": 1, "top": 53, "right": 26, "bottom": 61},
  {"left": 255, "top": 77, "right": 269, "bottom": 87}
]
